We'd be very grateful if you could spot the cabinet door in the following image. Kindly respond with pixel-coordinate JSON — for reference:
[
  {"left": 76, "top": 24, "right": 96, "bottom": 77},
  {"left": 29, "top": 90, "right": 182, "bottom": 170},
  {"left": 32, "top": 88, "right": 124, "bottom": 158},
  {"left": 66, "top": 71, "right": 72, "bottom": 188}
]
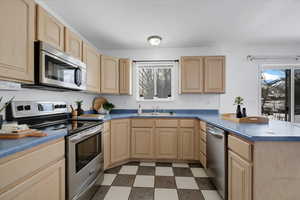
[
  {"left": 0, "top": 0, "right": 34, "bottom": 83},
  {"left": 101, "top": 55, "right": 119, "bottom": 94},
  {"left": 65, "top": 28, "right": 82, "bottom": 60},
  {"left": 181, "top": 56, "right": 204, "bottom": 93},
  {"left": 204, "top": 56, "right": 225, "bottom": 93},
  {"left": 131, "top": 128, "right": 154, "bottom": 159},
  {"left": 178, "top": 128, "right": 195, "bottom": 160},
  {"left": 83, "top": 43, "right": 100, "bottom": 93},
  {"left": 119, "top": 59, "right": 132, "bottom": 95},
  {"left": 102, "top": 130, "right": 111, "bottom": 170},
  {"left": 111, "top": 119, "right": 130, "bottom": 163},
  {"left": 0, "top": 159, "right": 65, "bottom": 200},
  {"left": 37, "top": 5, "right": 64, "bottom": 50},
  {"left": 228, "top": 150, "right": 252, "bottom": 200},
  {"left": 155, "top": 128, "right": 178, "bottom": 159}
]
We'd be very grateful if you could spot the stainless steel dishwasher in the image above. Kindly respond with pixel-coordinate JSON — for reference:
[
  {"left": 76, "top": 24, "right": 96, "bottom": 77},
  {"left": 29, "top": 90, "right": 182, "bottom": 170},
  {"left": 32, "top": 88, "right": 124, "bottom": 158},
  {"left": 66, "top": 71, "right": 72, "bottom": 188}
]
[{"left": 206, "top": 124, "right": 227, "bottom": 200}]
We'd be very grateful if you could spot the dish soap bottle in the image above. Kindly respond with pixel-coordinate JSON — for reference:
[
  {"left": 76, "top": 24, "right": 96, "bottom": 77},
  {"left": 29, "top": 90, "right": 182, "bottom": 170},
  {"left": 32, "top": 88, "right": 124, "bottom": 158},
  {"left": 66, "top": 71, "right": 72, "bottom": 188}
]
[{"left": 138, "top": 104, "right": 142, "bottom": 115}]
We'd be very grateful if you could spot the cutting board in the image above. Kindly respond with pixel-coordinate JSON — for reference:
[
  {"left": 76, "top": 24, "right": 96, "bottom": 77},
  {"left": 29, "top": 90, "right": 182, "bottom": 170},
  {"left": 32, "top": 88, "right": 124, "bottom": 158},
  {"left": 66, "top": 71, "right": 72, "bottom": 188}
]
[
  {"left": 92, "top": 97, "right": 107, "bottom": 111},
  {"left": 221, "top": 113, "right": 269, "bottom": 124},
  {"left": 0, "top": 129, "right": 48, "bottom": 139}
]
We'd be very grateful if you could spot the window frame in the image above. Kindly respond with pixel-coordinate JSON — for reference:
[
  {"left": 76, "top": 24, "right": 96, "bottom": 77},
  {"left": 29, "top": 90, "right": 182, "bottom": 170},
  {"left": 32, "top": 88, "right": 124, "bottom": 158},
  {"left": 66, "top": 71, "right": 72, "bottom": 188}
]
[{"left": 135, "top": 61, "right": 175, "bottom": 102}]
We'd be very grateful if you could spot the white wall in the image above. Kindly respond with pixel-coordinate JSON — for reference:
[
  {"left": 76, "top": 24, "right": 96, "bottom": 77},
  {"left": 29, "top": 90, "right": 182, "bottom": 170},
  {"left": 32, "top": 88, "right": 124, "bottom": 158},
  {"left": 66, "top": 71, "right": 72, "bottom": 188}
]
[{"left": 103, "top": 44, "right": 300, "bottom": 115}]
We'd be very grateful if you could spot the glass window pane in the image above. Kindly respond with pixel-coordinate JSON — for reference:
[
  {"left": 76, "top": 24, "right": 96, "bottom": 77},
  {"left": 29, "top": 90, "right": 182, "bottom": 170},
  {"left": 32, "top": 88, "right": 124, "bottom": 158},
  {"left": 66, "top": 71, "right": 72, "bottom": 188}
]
[
  {"left": 138, "top": 68, "right": 154, "bottom": 99},
  {"left": 156, "top": 68, "right": 171, "bottom": 98},
  {"left": 294, "top": 69, "right": 300, "bottom": 123}
]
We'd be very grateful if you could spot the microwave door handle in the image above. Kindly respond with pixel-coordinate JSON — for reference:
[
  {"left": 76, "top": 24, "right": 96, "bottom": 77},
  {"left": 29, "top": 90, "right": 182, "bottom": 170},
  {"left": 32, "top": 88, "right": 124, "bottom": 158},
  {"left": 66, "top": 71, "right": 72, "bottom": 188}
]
[{"left": 74, "top": 68, "right": 82, "bottom": 86}]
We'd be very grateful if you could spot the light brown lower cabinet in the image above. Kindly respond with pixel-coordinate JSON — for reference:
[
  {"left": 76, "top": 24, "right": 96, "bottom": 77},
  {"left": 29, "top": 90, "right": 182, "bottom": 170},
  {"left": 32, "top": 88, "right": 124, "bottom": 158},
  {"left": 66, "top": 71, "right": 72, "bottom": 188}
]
[
  {"left": 228, "top": 150, "right": 252, "bottom": 200},
  {"left": 155, "top": 128, "right": 178, "bottom": 159},
  {"left": 0, "top": 159, "right": 65, "bottom": 200},
  {"left": 102, "top": 130, "right": 111, "bottom": 170},
  {"left": 131, "top": 128, "right": 154, "bottom": 159},
  {"left": 110, "top": 119, "right": 130, "bottom": 163},
  {"left": 178, "top": 128, "right": 195, "bottom": 160}
]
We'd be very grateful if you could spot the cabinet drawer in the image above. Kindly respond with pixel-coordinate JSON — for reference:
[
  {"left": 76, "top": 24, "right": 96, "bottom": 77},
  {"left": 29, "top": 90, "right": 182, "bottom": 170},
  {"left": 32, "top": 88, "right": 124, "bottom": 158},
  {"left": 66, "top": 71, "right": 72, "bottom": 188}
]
[
  {"left": 228, "top": 135, "right": 252, "bottom": 161},
  {"left": 199, "top": 152, "right": 207, "bottom": 168},
  {"left": 0, "top": 140, "right": 64, "bottom": 191},
  {"left": 200, "top": 140, "right": 206, "bottom": 155},
  {"left": 104, "top": 122, "right": 110, "bottom": 132},
  {"left": 199, "top": 121, "right": 206, "bottom": 131},
  {"left": 200, "top": 129, "right": 207, "bottom": 142},
  {"left": 156, "top": 119, "right": 178, "bottom": 128},
  {"left": 131, "top": 119, "right": 154, "bottom": 128},
  {"left": 180, "top": 120, "right": 194, "bottom": 128}
]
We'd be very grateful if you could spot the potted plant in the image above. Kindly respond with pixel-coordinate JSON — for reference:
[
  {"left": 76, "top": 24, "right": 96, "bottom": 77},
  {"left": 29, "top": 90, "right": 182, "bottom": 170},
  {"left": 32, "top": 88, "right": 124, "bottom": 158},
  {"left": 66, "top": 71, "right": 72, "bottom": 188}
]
[
  {"left": 0, "top": 96, "right": 15, "bottom": 129},
  {"left": 234, "top": 96, "right": 244, "bottom": 118},
  {"left": 103, "top": 102, "right": 115, "bottom": 114},
  {"left": 75, "top": 100, "right": 84, "bottom": 116}
]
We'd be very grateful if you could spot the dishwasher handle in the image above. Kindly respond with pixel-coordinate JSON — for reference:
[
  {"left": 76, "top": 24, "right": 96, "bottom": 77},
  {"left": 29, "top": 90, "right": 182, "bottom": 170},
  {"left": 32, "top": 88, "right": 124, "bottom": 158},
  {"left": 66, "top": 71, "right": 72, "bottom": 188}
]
[{"left": 207, "top": 127, "right": 224, "bottom": 139}]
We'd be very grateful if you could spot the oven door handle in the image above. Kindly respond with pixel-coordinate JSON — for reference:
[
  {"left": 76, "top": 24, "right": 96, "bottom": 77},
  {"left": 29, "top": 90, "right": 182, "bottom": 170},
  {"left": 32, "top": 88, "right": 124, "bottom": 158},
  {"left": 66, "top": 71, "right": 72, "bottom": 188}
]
[{"left": 69, "top": 127, "right": 103, "bottom": 143}]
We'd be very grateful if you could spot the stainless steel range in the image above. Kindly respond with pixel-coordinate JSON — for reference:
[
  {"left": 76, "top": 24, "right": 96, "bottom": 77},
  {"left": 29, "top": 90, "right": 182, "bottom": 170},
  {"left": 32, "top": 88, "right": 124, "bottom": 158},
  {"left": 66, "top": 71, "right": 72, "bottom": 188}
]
[{"left": 6, "top": 101, "right": 104, "bottom": 200}]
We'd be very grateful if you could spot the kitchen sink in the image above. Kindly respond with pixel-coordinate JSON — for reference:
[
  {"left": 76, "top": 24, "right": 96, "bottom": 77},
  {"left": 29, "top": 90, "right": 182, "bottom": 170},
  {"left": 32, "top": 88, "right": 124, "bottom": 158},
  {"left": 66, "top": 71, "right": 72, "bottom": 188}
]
[{"left": 138, "top": 112, "right": 174, "bottom": 116}]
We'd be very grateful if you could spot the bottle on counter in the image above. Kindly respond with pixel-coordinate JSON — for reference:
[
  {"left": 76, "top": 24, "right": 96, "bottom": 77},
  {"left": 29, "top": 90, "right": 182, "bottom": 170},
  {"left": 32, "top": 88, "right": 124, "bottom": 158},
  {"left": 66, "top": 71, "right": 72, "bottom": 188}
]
[
  {"left": 138, "top": 104, "right": 142, "bottom": 115},
  {"left": 242, "top": 107, "right": 247, "bottom": 118}
]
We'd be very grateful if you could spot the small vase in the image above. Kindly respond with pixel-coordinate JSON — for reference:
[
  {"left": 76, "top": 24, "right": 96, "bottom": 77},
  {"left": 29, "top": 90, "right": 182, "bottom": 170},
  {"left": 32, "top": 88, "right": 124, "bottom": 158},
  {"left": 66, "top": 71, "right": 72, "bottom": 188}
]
[
  {"left": 77, "top": 104, "right": 84, "bottom": 116},
  {"left": 242, "top": 108, "right": 247, "bottom": 117},
  {"left": 236, "top": 105, "right": 243, "bottom": 118},
  {"left": 0, "top": 115, "right": 3, "bottom": 129}
]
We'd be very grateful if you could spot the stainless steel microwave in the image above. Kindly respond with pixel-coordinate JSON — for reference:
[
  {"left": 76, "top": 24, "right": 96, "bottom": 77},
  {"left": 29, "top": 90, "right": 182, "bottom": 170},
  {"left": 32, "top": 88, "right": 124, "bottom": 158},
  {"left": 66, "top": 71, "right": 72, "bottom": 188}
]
[{"left": 33, "top": 41, "right": 86, "bottom": 91}]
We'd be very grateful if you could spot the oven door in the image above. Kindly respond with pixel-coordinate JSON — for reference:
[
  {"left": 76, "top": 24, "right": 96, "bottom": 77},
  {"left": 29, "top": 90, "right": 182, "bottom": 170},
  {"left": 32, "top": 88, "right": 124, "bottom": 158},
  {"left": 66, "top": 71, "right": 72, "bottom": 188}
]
[
  {"left": 67, "top": 126, "right": 103, "bottom": 200},
  {"left": 40, "top": 50, "right": 86, "bottom": 90}
]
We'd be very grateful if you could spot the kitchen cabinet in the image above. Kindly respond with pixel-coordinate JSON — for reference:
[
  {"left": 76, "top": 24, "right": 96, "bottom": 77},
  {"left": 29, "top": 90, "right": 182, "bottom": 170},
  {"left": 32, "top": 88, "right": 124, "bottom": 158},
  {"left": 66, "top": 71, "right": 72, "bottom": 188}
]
[
  {"left": 110, "top": 119, "right": 130, "bottom": 163},
  {"left": 181, "top": 56, "right": 204, "bottom": 93},
  {"left": 155, "top": 128, "right": 178, "bottom": 159},
  {"left": 204, "top": 56, "right": 225, "bottom": 93},
  {"left": 36, "top": 5, "right": 64, "bottom": 50},
  {"left": 178, "top": 128, "right": 195, "bottom": 160},
  {"left": 119, "top": 58, "right": 132, "bottom": 95},
  {"left": 102, "top": 122, "right": 111, "bottom": 170},
  {"left": 131, "top": 128, "right": 154, "bottom": 159},
  {"left": 65, "top": 28, "right": 82, "bottom": 60},
  {"left": 228, "top": 150, "right": 252, "bottom": 200},
  {"left": 0, "top": 159, "right": 65, "bottom": 200},
  {"left": 101, "top": 55, "right": 119, "bottom": 94},
  {"left": 83, "top": 43, "right": 101, "bottom": 93},
  {"left": 0, "top": 0, "right": 35, "bottom": 83}
]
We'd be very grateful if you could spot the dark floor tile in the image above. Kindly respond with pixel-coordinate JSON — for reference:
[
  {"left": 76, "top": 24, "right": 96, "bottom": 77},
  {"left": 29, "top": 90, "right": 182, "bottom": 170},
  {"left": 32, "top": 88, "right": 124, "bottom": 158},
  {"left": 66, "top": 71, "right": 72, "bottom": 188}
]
[
  {"left": 126, "top": 161, "right": 140, "bottom": 166},
  {"left": 105, "top": 166, "right": 121, "bottom": 174},
  {"left": 189, "top": 163, "right": 203, "bottom": 168},
  {"left": 129, "top": 187, "right": 154, "bottom": 200},
  {"left": 173, "top": 167, "right": 193, "bottom": 177},
  {"left": 177, "top": 189, "right": 205, "bottom": 200},
  {"left": 91, "top": 186, "right": 110, "bottom": 200},
  {"left": 137, "top": 166, "right": 155, "bottom": 175},
  {"left": 155, "top": 176, "right": 177, "bottom": 189},
  {"left": 195, "top": 177, "right": 216, "bottom": 190},
  {"left": 112, "top": 174, "right": 135, "bottom": 186},
  {"left": 156, "top": 162, "right": 172, "bottom": 167}
]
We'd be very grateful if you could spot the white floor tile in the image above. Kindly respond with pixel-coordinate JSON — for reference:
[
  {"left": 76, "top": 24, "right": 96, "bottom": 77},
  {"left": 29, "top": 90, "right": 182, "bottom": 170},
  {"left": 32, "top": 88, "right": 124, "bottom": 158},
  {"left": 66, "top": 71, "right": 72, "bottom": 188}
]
[
  {"left": 155, "top": 188, "right": 178, "bottom": 200},
  {"left": 104, "top": 186, "right": 131, "bottom": 200},
  {"left": 101, "top": 174, "right": 117, "bottom": 185},
  {"left": 175, "top": 177, "right": 199, "bottom": 189},
  {"left": 133, "top": 175, "right": 155, "bottom": 187},
  {"left": 172, "top": 163, "right": 189, "bottom": 168},
  {"left": 191, "top": 167, "right": 209, "bottom": 177},
  {"left": 155, "top": 167, "right": 174, "bottom": 176},
  {"left": 140, "top": 162, "right": 156, "bottom": 167},
  {"left": 119, "top": 165, "right": 138, "bottom": 175},
  {"left": 201, "top": 190, "right": 223, "bottom": 200}
]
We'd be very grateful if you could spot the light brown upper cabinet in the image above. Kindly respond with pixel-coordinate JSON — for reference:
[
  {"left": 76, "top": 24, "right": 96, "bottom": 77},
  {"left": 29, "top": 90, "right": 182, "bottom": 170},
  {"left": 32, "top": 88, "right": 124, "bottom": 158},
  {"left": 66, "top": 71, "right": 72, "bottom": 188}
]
[
  {"left": 101, "top": 55, "right": 119, "bottom": 94},
  {"left": 83, "top": 43, "right": 101, "bottom": 93},
  {"left": 65, "top": 28, "right": 82, "bottom": 60},
  {"left": 0, "top": 0, "right": 35, "bottom": 83},
  {"left": 204, "top": 56, "right": 225, "bottom": 93},
  {"left": 119, "top": 58, "right": 132, "bottom": 95},
  {"left": 36, "top": 5, "right": 64, "bottom": 51},
  {"left": 181, "top": 56, "right": 204, "bottom": 93}
]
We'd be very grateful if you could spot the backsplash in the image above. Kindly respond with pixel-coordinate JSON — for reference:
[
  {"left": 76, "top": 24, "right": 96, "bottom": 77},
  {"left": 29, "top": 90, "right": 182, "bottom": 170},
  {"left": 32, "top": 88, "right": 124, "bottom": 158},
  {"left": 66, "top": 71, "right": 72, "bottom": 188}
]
[{"left": 0, "top": 88, "right": 98, "bottom": 119}]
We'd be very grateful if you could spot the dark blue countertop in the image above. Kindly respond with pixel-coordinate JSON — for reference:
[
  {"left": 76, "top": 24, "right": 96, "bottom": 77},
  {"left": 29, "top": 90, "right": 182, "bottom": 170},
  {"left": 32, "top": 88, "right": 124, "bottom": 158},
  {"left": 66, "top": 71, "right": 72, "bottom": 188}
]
[{"left": 1, "top": 109, "right": 300, "bottom": 159}]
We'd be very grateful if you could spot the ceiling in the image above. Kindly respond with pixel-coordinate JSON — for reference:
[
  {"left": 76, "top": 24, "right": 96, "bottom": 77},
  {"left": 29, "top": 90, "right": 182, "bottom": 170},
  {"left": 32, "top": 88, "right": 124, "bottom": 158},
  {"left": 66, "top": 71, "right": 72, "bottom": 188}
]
[{"left": 40, "top": 0, "right": 300, "bottom": 49}]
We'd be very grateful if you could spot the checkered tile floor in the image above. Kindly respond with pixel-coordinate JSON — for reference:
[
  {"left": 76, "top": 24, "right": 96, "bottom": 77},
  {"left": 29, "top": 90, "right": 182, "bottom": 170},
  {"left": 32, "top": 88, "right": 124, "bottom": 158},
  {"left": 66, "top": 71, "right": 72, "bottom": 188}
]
[{"left": 91, "top": 161, "right": 222, "bottom": 200}]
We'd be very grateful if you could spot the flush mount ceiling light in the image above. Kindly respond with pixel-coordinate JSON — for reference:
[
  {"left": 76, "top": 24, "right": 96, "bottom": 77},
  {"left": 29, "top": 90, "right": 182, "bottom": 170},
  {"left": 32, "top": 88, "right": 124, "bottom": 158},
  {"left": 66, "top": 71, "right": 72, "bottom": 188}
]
[{"left": 147, "top": 35, "right": 162, "bottom": 46}]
